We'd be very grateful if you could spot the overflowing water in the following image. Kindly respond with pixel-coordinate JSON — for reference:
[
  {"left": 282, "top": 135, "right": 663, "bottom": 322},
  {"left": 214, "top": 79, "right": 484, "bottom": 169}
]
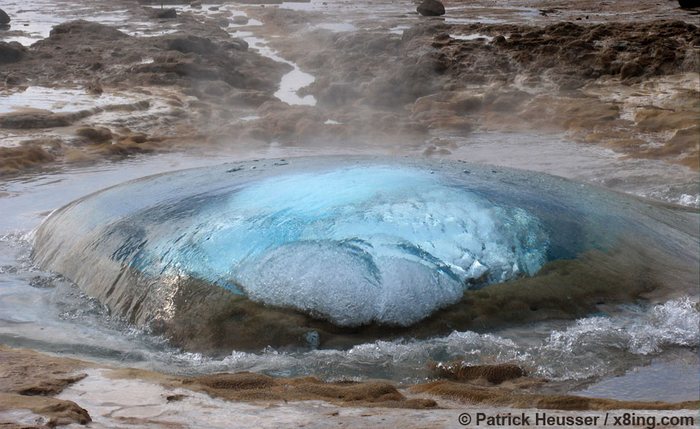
[
  {"left": 0, "top": 86, "right": 136, "bottom": 114},
  {"left": 0, "top": 153, "right": 698, "bottom": 402}
]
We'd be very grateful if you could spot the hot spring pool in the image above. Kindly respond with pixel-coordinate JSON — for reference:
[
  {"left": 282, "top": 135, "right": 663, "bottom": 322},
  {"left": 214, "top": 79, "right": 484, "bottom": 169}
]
[{"left": 32, "top": 157, "right": 699, "bottom": 352}]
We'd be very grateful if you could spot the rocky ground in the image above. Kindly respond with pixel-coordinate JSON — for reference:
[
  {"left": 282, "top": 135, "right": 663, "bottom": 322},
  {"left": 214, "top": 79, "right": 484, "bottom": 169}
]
[
  {"left": 0, "top": 0, "right": 698, "bottom": 427},
  {"left": 0, "top": 0, "right": 698, "bottom": 176},
  {"left": 0, "top": 346, "right": 697, "bottom": 428}
]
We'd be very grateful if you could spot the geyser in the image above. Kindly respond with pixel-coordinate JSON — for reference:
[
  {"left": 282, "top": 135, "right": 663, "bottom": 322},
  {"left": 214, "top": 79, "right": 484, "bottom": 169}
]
[
  {"left": 129, "top": 165, "right": 549, "bottom": 326},
  {"left": 32, "top": 157, "right": 699, "bottom": 352}
]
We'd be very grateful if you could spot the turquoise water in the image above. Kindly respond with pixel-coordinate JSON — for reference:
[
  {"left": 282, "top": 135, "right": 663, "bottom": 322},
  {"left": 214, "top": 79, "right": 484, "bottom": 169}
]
[
  {"left": 129, "top": 165, "right": 549, "bottom": 326},
  {"left": 0, "top": 154, "right": 694, "bottom": 401},
  {"left": 33, "top": 157, "right": 699, "bottom": 332}
]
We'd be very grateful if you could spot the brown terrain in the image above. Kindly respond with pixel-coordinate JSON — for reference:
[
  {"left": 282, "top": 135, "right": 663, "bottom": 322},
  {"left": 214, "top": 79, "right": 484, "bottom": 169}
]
[
  {"left": 0, "top": 346, "right": 697, "bottom": 428},
  {"left": 0, "top": 0, "right": 697, "bottom": 176}
]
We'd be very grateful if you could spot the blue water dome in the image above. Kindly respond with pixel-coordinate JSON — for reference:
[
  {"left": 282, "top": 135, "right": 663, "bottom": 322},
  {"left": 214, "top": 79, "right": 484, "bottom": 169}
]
[{"left": 130, "top": 165, "right": 550, "bottom": 326}]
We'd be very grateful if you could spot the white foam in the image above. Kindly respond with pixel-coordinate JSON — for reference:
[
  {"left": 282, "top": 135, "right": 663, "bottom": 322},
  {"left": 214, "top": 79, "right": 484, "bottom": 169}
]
[{"left": 450, "top": 34, "right": 494, "bottom": 42}]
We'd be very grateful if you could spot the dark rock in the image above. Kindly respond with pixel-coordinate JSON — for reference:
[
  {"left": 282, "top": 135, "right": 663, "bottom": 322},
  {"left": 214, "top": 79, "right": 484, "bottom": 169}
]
[
  {"left": 319, "top": 82, "right": 358, "bottom": 106},
  {"left": 492, "top": 35, "right": 507, "bottom": 45},
  {"left": 190, "top": 1, "right": 202, "bottom": 9},
  {"left": 232, "top": 15, "right": 249, "bottom": 25},
  {"left": 165, "top": 35, "right": 217, "bottom": 55},
  {"left": 678, "top": 0, "right": 700, "bottom": 8},
  {"left": 4, "top": 74, "right": 23, "bottom": 85},
  {"left": 417, "top": 0, "right": 445, "bottom": 17},
  {"left": 217, "top": 18, "right": 229, "bottom": 28},
  {"left": 620, "top": 61, "right": 643, "bottom": 79},
  {"left": 226, "top": 90, "right": 274, "bottom": 107},
  {"left": 49, "top": 20, "right": 128, "bottom": 41},
  {"left": 145, "top": 7, "right": 177, "bottom": 19},
  {"left": 0, "top": 41, "right": 26, "bottom": 64},
  {"left": 225, "top": 38, "right": 248, "bottom": 51},
  {"left": 0, "top": 8, "right": 10, "bottom": 25},
  {"left": 76, "top": 126, "right": 113, "bottom": 143}
]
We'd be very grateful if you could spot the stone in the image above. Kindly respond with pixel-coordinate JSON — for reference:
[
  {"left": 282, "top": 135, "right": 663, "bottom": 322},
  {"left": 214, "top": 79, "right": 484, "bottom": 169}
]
[
  {"left": 0, "top": 8, "right": 10, "bottom": 25},
  {"left": 232, "top": 15, "right": 250, "bottom": 25},
  {"left": 49, "top": 20, "right": 128, "bottom": 41},
  {"left": 417, "top": 0, "right": 445, "bottom": 17},
  {"left": 165, "top": 35, "right": 217, "bottom": 55},
  {"left": 0, "top": 41, "right": 25, "bottom": 64},
  {"left": 146, "top": 7, "right": 177, "bottom": 19},
  {"left": 76, "top": 126, "right": 113, "bottom": 144},
  {"left": 620, "top": 61, "right": 643, "bottom": 79},
  {"left": 0, "top": 110, "right": 92, "bottom": 129}
]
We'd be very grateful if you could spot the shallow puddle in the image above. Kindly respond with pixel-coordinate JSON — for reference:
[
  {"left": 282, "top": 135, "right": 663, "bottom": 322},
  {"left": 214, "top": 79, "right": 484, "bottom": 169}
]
[{"left": 0, "top": 86, "right": 137, "bottom": 114}]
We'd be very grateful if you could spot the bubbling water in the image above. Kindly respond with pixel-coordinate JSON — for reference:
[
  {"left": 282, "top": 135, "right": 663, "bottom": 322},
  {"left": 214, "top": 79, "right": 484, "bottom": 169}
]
[
  {"left": 132, "top": 166, "right": 549, "bottom": 326},
  {"left": 32, "top": 156, "right": 700, "bottom": 352}
]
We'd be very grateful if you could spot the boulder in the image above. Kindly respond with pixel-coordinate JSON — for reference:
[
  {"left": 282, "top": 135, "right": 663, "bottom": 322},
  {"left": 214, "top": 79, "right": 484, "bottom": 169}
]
[
  {"left": 145, "top": 7, "right": 177, "bottom": 19},
  {"left": 225, "top": 38, "right": 249, "bottom": 51},
  {"left": 76, "top": 126, "right": 113, "bottom": 144},
  {"left": 0, "top": 8, "right": 10, "bottom": 25},
  {"left": 232, "top": 15, "right": 250, "bottom": 25},
  {"left": 417, "top": 0, "right": 445, "bottom": 17},
  {"left": 620, "top": 60, "right": 643, "bottom": 79},
  {"left": 164, "top": 35, "right": 217, "bottom": 55},
  {"left": 0, "top": 41, "right": 25, "bottom": 64},
  {"left": 49, "top": 20, "right": 128, "bottom": 41}
]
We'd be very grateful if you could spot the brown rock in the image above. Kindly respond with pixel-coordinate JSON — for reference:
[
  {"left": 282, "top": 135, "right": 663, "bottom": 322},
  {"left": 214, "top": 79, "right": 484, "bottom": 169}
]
[
  {"left": 0, "top": 110, "right": 93, "bottom": 129},
  {"left": 411, "top": 381, "right": 700, "bottom": 410},
  {"left": 417, "top": 0, "right": 446, "bottom": 17},
  {"left": 0, "top": 146, "right": 55, "bottom": 176},
  {"left": 620, "top": 61, "right": 643, "bottom": 79},
  {"left": 0, "top": 393, "right": 91, "bottom": 426},
  {"left": 184, "top": 371, "right": 421, "bottom": 407},
  {"left": 76, "top": 126, "right": 113, "bottom": 144},
  {"left": 431, "top": 362, "right": 526, "bottom": 384},
  {"left": 48, "top": 20, "right": 127, "bottom": 41}
]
